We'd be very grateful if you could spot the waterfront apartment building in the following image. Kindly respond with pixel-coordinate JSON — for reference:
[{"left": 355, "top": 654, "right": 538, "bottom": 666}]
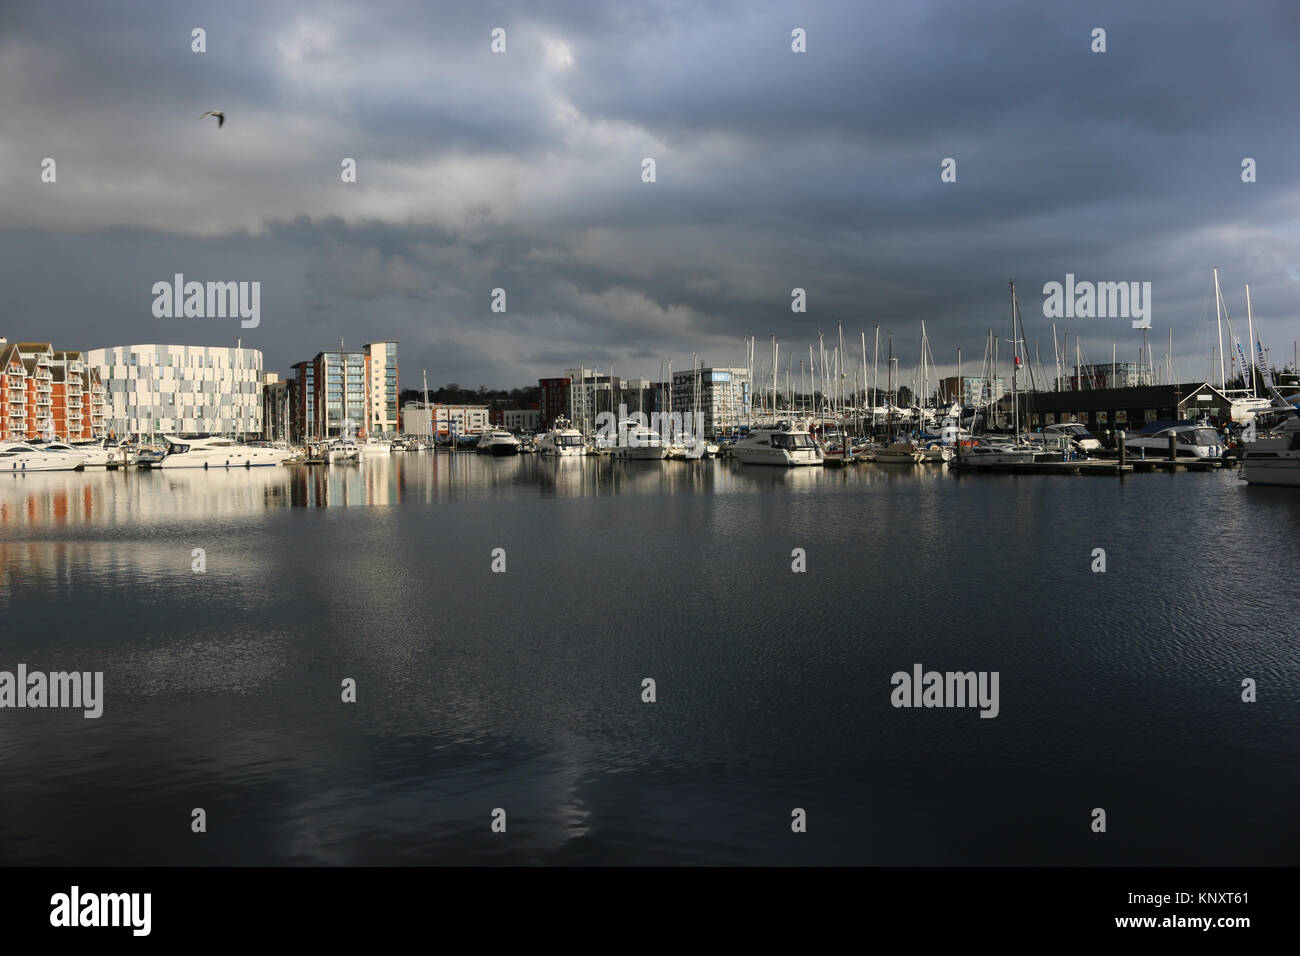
[
  {"left": 85, "top": 344, "right": 264, "bottom": 437},
  {"left": 402, "top": 402, "right": 490, "bottom": 437},
  {"left": 365, "top": 341, "right": 400, "bottom": 437},
  {"left": 0, "top": 339, "right": 105, "bottom": 440},
  {"left": 262, "top": 374, "right": 293, "bottom": 443},
  {"left": 289, "top": 342, "right": 398, "bottom": 441},
  {"left": 539, "top": 377, "right": 571, "bottom": 428},
  {"left": 499, "top": 408, "right": 540, "bottom": 432},
  {"left": 1070, "top": 362, "right": 1149, "bottom": 390},
  {"left": 669, "top": 366, "right": 750, "bottom": 436},
  {"left": 938, "top": 376, "right": 1008, "bottom": 408}
]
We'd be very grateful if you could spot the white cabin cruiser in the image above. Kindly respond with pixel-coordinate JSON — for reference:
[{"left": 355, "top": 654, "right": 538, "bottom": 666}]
[
  {"left": 537, "top": 417, "right": 586, "bottom": 457},
  {"left": 732, "top": 421, "right": 823, "bottom": 466},
  {"left": 0, "top": 441, "right": 88, "bottom": 472},
  {"left": 964, "top": 440, "right": 1038, "bottom": 464},
  {"left": 1040, "top": 422, "right": 1102, "bottom": 452},
  {"left": 69, "top": 437, "right": 135, "bottom": 467},
  {"left": 615, "top": 423, "right": 669, "bottom": 460},
  {"left": 156, "top": 435, "right": 295, "bottom": 468},
  {"left": 1123, "top": 421, "right": 1224, "bottom": 460},
  {"left": 1240, "top": 406, "right": 1300, "bottom": 487},
  {"left": 476, "top": 429, "right": 522, "bottom": 456},
  {"left": 327, "top": 439, "right": 360, "bottom": 463}
]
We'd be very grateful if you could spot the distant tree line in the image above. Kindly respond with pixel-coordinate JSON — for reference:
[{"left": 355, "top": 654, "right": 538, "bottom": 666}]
[{"left": 399, "top": 383, "right": 540, "bottom": 408}]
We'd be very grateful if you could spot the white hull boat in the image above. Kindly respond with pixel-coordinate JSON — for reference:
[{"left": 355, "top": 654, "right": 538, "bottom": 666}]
[
  {"left": 157, "top": 436, "right": 295, "bottom": 468},
  {"left": 476, "top": 430, "right": 522, "bottom": 456},
  {"left": 732, "top": 422, "right": 823, "bottom": 466},
  {"left": 0, "top": 442, "right": 88, "bottom": 472}
]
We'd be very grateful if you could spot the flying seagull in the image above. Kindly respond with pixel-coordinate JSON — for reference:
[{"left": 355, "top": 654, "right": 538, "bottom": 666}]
[{"left": 200, "top": 110, "right": 225, "bottom": 128}]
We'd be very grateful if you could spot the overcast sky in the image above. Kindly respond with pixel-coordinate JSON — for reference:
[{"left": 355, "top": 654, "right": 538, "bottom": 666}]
[{"left": 1, "top": 0, "right": 1297, "bottom": 389}]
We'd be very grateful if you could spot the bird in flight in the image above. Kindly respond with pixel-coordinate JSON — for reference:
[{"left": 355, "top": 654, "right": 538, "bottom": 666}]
[{"left": 200, "top": 110, "right": 225, "bottom": 128}]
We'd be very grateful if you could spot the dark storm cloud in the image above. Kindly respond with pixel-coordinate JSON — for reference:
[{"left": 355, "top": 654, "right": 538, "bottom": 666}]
[{"left": 0, "top": 0, "right": 1296, "bottom": 387}]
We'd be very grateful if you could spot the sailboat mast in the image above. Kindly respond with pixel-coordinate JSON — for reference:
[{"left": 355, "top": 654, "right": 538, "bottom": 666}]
[
  {"left": 1213, "top": 267, "right": 1226, "bottom": 389},
  {"left": 1010, "top": 281, "right": 1019, "bottom": 437},
  {"left": 1245, "top": 284, "right": 1256, "bottom": 397}
]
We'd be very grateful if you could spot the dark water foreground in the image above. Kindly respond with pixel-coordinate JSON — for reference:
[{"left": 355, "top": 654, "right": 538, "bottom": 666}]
[{"left": 1, "top": 454, "right": 1296, "bottom": 865}]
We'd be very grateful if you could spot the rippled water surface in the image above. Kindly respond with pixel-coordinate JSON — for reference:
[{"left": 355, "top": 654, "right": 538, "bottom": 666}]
[{"left": 1, "top": 454, "right": 1297, "bottom": 864}]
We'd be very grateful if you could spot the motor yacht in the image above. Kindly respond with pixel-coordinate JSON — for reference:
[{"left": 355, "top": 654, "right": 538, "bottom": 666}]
[
  {"left": 962, "top": 439, "right": 1038, "bottom": 464},
  {"left": 537, "top": 417, "right": 586, "bottom": 456},
  {"left": 156, "top": 436, "right": 295, "bottom": 468},
  {"left": 327, "top": 439, "right": 360, "bottom": 463},
  {"left": 476, "top": 429, "right": 522, "bottom": 456},
  {"left": 1240, "top": 406, "right": 1300, "bottom": 486},
  {"left": 1040, "top": 422, "right": 1102, "bottom": 452},
  {"left": 0, "top": 441, "right": 88, "bottom": 472},
  {"left": 67, "top": 437, "right": 136, "bottom": 467},
  {"left": 614, "top": 422, "right": 669, "bottom": 460},
  {"left": 731, "top": 421, "right": 823, "bottom": 466},
  {"left": 1123, "top": 421, "right": 1224, "bottom": 460}
]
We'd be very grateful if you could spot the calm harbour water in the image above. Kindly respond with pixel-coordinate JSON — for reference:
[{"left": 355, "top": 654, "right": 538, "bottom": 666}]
[{"left": 1, "top": 452, "right": 1297, "bottom": 865}]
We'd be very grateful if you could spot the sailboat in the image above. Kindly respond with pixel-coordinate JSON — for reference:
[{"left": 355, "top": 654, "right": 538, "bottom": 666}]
[{"left": 967, "top": 282, "right": 1038, "bottom": 463}]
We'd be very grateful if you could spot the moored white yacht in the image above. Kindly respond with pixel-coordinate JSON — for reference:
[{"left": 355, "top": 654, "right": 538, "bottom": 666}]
[
  {"left": 731, "top": 421, "right": 823, "bottom": 466},
  {"left": 327, "top": 439, "right": 360, "bottom": 463},
  {"left": 1040, "top": 422, "right": 1102, "bottom": 453},
  {"left": 963, "top": 439, "right": 1038, "bottom": 464},
  {"left": 156, "top": 435, "right": 295, "bottom": 468},
  {"left": 476, "top": 429, "right": 522, "bottom": 456},
  {"left": 1240, "top": 406, "right": 1300, "bottom": 486},
  {"left": 1123, "top": 421, "right": 1224, "bottom": 460},
  {"left": 537, "top": 417, "right": 586, "bottom": 456},
  {"left": 69, "top": 437, "right": 135, "bottom": 467},
  {"left": 0, "top": 441, "right": 88, "bottom": 472},
  {"left": 614, "top": 423, "right": 668, "bottom": 460}
]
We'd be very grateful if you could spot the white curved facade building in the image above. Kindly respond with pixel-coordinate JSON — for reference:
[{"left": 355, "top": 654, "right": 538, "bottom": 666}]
[{"left": 85, "top": 344, "right": 264, "bottom": 436}]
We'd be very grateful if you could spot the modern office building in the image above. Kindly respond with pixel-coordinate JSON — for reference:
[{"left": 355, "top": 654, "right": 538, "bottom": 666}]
[
  {"left": 669, "top": 366, "right": 750, "bottom": 436},
  {"left": 85, "top": 344, "right": 264, "bottom": 437}
]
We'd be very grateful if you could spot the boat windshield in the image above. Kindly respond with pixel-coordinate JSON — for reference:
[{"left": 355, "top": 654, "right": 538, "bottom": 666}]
[
  {"left": 773, "top": 433, "right": 814, "bottom": 449},
  {"left": 1190, "top": 428, "right": 1220, "bottom": 445},
  {"left": 557, "top": 434, "right": 584, "bottom": 447}
]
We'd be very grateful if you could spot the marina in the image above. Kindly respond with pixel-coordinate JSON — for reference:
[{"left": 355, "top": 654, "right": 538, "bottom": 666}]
[{"left": 2, "top": 448, "right": 1298, "bottom": 868}]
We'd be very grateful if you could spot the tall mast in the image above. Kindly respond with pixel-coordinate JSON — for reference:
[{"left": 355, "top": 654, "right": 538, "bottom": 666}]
[
  {"left": 872, "top": 325, "right": 880, "bottom": 420},
  {"left": 770, "top": 335, "right": 778, "bottom": 417},
  {"left": 1213, "top": 267, "right": 1226, "bottom": 389},
  {"left": 1010, "top": 280, "right": 1019, "bottom": 437},
  {"left": 1052, "top": 324, "right": 1060, "bottom": 391},
  {"left": 860, "top": 330, "right": 868, "bottom": 435},
  {"left": 1245, "top": 284, "right": 1256, "bottom": 397}
]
